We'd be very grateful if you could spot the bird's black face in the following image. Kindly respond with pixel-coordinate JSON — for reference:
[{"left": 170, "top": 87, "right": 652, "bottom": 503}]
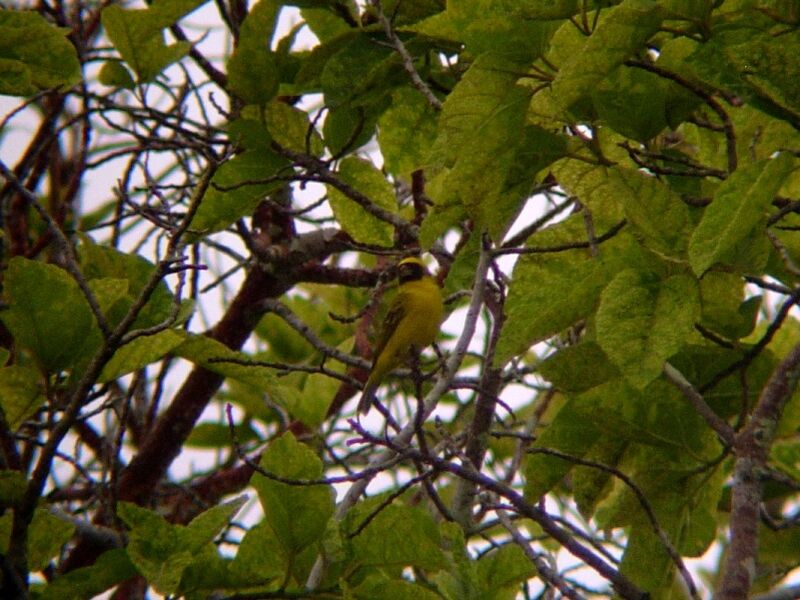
[{"left": 397, "top": 260, "right": 427, "bottom": 284}]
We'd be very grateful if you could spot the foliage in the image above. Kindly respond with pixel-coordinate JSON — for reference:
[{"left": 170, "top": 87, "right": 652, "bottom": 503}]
[{"left": 0, "top": 1, "right": 799, "bottom": 599}]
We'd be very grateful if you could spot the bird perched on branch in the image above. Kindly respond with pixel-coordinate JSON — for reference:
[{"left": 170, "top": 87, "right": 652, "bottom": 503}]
[{"left": 358, "top": 256, "right": 444, "bottom": 414}]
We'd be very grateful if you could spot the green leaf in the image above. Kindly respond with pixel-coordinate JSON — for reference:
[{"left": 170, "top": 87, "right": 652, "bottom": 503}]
[
  {"left": 495, "top": 216, "right": 610, "bottom": 366},
  {"left": 186, "top": 421, "right": 259, "bottom": 449},
  {"left": 78, "top": 241, "right": 175, "bottom": 330},
  {"left": 172, "top": 334, "right": 289, "bottom": 404},
  {"left": 287, "top": 371, "right": 342, "bottom": 427},
  {"left": 320, "top": 33, "right": 394, "bottom": 107},
  {"left": 523, "top": 388, "right": 608, "bottom": 500},
  {"left": 418, "top": 189, "right": 467, "bottom": 249},
  {"left": 573, "top": 434, "right": 628, "bottom": 518},
  {"left": 550, "top": 0, "right": 664, "bottom": 118},
  {"left": 756, "top": 524, "right": 800, "bottom": 593},
  {"left": 433, "top": 52, "right": 528, "bottom": 168},
  {"left": 251, "top": 433, "right": 335, "bottom": 556},
  {"left": 327, "top": 157, "right": 396, "bottom": 246},
  {"left": 658, "top": 0, "right": 713, "bottom": 20},
  {"left": 699, "top": 272, "right": 758, "bottom": 340},
  {"left": 227, "top": 0, "right": 280, "bottom": 105},
  {"left": 350, "top": 574, "right": 443, "bottom": 600},
  {"left": 101, "top": 0, "right": 203, "bottom": 83},
  {"left": 539, "top": 341, "right": 620, "bottom": 394},
  {"left": 730, "top": 104, "right": 800, "bottom": 166},
  {"left": 0, "top": 58, "right": 32, "bottom": 96},
  {"left": 99, "top": 329, "right": 185, "bottom": 383},
  {"left": 294, "top": 30, "right": 355, "bottom": 90},
  {"left": 607, "top": 447, "right": 725, "bottom": 597},
  {"left": 349, "top": 503, "right": 448, "bottom": 570},
  {"left": 595, "top": 269, "right": 700, "bottom": 389},
  {"left": 0, "top": 366, "right": 45, "bottom": 429},
  {"left": 265, "top": 100, "right": 323, "bottom": 155},
  {"left": 413, "top": 1, "right": 558, "bottom": 63},
  {"left": 431, "top": 54, "right": 565, "bottom": 238},
  {"left": 443, "top": 231, "right": 481, "bottom": 298},
  {"left": 28, "top": 508, "right": 75, "bottom": 572},
  {"left": 377, "top": 0, "right": 443, "bottom": 25},
  {"left": 429, "top": 523, "right": 481, "bottom": 600},
  {"left": 611, "top": 167, "right": 691, "bottom": 259},
  {"left": 118, "top": 502, "right": 193, "bottom": 594},
  {"left": 0, "top": 10, "right": 80, "bottom": 95},
  {"left": 0, "top": 509, "right": 73, "bottom": 573},
  {"left": 1, "top": 257, "right": 100, "bottom": 372},
  {"left": 230, "top": 56, "right": 278, "bottom": 106},
  {"left": 0, "top": 471, "right": 26, "bottom": 509},
  {"left": 505, "top": 0, "right": 580, "bottom": 19},
  {"left": 620, "top": 518, "right": 680, "bottom": 597},
  {"left": 689, "top": 153, "right": 796, "bottom": 275},
  {"left": 177, "top": 542, "right": 244, "bottom": 596},
  {"left": 323, "top": 102, "right": 388, "bottom": 156},
  {"left": 39, "top": 548, "right": 137, "bottom": 600},
  {"left": 301, "top": 8, "right": 352, "bottom": 42},
  {"left": 98, "top": 60, "right": 135, "bottom": 89},
  {"left": 184, "top": 496, "right": 248, "bottom": 548},
  {"left": 255, "top": 295, "right": 341, "bottom": 363},
  {"left": 378, "top": 87, "right": 438, "bottom": 177},
  {"left": 227, "top": 116, "right": 272, "bottom": 152},
  {"left": 87, "top": 277, "right": 131, "bottom": 318},
  {"left": 591, "top": 65, "right": 669, "bottom": 141},
  {"left": 230, "top": 520, "right": 286, "bottom": 584},
  {"left": 551, "top": 146, "right": 694, "bottom": 262},
  {"left": 476, "top": 544, "right": 536, "bottom": 596},
  {"left": 192, "top": 146, "right": 290, "bottom": 234},
  {"left": 725, "top": 30, "right": 800, "bottom": 124},
  {"left": 119, "top": 497, "right": 244, "bottom": 595},
  {"left": 504, "top": 124, "right": 569, "bottom": 204},
  {"left": 771, "top": 440, "right": 800, "bottom": 486}
]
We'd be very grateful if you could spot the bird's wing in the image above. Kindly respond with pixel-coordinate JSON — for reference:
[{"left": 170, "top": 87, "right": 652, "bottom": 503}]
[{"left": 371, "top": 292, "right": 406, "bottom": 364}]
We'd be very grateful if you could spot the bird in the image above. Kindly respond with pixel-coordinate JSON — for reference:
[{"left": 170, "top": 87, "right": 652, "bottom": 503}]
[{"left": 357, "top": 256, "right": 444, "bottom": 414}]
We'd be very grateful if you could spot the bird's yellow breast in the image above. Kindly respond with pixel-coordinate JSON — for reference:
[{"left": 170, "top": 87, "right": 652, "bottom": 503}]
[
  {"left": 394, "top": 277, "right": 444, "bottom": 349},
  {"left": 359, "top": 272, "right": 445, "bottom": 412},
  {"left": 371, "top": 275, "right": 444, "bottom": 383}
]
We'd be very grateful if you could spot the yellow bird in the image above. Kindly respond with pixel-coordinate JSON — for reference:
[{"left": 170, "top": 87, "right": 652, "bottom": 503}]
[{"left": 358, "top": 256, "right": 444, "bottom": 414}]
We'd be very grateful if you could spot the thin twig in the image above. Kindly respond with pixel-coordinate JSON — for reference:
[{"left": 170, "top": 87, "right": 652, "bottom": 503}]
[
  {"left": 502, "top": 195, "right": 574, "bottom": 248},
  {"left": 0, "top": 160, "right": 111, "bottom": 337},
  {"left": 494, "top": 220, "right": 627, "bottom": 256},
  {"left": 358, "top": 427, "right": 647, "bottom": 600},
  {"left": 526, "top": 447, "right": 700, "bottom": 600},
  {"left": 372, "top": 0, "right": 443, "bottom": 111},
  {"left": 496, "top": 509, "right": 586, "bottom": 600},
  {"left": 663, "top": 363, "right": 735, "bottom": 446},
  {"left": 305, "top": 235, "right": 494, "bottom": 590},
  {"left": 625, "top": 59, "right": 737, "bottom": 173}
]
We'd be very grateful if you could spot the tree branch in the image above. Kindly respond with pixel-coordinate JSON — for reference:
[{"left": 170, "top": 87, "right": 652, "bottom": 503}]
[
  {"left": 718, "top": 342, "right": 800, "bottom": 599},
  {"left": 305, "top": 235, "right": 494, "bottom": 590},
  {"left": 372, "top": 0, "right": 443, "bottom": 111},
  {"left": 663, "top": 363, "right": 735, "bottom": 446}
]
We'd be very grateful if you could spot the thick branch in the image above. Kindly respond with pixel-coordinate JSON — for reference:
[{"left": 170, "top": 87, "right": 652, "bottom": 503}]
[
  {"left": 8, "top": 166, "right": 217, "bottom": 586},
  {"left": 718, "top": 342, "right": 800, "bottom": 599},
  {"left": 62, "top": 227, "right": 346, "bottom": 571},
  {"left": 451, "top": 286, "right": 505, "bottom": 526}
]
